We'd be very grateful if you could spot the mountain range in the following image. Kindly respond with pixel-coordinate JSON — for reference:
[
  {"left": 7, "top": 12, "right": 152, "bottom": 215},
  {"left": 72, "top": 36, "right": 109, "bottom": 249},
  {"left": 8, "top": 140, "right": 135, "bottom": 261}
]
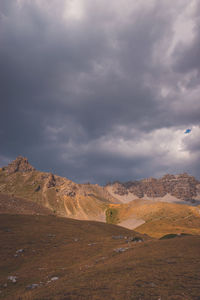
[{"left": 1, "top": 156, "right": 200, "bottom": 238}]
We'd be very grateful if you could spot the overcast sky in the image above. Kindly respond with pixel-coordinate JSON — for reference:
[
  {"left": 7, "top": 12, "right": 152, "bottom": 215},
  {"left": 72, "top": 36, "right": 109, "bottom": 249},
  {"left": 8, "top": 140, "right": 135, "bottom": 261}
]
[{"left": 0, "top": 0, "right": 200, "bottom": 184}]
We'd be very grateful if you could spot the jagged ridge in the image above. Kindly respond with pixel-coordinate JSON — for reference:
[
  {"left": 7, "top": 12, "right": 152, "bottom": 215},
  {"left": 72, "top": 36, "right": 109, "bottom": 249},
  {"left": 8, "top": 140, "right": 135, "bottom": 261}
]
[
  {"left": 106, "top": 173, "right": 200, "bottom": 203},
  {"left": 0, "top": 156, "right": 115, "bottom": 221}
]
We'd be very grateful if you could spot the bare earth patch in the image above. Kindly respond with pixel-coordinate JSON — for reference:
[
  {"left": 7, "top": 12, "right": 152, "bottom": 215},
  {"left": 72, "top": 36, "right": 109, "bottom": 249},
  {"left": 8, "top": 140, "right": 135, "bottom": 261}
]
[{"left": 118, "top": 217, "right": 145, "bottom": 229}]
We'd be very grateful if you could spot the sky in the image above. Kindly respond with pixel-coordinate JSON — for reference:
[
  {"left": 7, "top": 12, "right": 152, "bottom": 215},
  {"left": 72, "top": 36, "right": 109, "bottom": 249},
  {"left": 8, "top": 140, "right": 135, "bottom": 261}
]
[{"left": 0, "top": 0, "right": 200, "bottom": 184}]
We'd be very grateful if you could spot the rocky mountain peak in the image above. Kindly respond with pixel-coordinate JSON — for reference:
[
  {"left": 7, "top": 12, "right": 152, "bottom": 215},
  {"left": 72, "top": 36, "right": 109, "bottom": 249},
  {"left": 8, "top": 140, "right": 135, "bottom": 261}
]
[
  {"left": 107, "top": 173, "right": 200, "bottom": 202},
  {"left": 5, "top": 156, "right": 35, "bottom": 174}
]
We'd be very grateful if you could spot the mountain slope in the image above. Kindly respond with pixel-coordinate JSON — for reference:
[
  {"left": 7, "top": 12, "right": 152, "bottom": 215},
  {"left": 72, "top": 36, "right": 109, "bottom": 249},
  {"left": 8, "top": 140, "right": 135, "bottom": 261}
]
[
  {"left": 106, "top": 200, "right": 200, "bottom": 237},
  {"left": 0, "top": 193, "right": 52, "bottom": 216},
  {"left": 0, "top": 156, "right": 115, "bottom": 221}
]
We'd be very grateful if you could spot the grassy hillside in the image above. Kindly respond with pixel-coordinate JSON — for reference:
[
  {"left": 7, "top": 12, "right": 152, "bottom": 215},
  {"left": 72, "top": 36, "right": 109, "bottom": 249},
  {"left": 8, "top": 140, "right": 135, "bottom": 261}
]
[
  {"left": 0, "top": 193, "right": 52, "bottom": 216},
  {"left": 0, "top": 167, "right": 112, "bottom": 221},
  {"left": 0, "top": 214, "right": 200, "bottom": 299},
  {"left": 106, "top": 201, "right": 200, "bottom": 238}
]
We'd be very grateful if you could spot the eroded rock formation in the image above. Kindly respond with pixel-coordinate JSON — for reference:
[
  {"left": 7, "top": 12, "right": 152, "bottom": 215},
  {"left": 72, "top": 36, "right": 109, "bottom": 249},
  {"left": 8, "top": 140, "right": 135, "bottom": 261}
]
[
  {"left": 4, "top": 156, "right": 35, "bottom": 174},
  {"left": 107, "top": 173, "right": 200, "bottom": 202}
]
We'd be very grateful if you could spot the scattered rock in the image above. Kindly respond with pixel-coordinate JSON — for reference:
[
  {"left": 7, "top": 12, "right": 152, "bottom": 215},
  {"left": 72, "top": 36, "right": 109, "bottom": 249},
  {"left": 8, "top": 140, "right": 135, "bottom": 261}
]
[
  {"left": 62, "top": 184, "right": 77, "bottom": 197},
  {"left": 14, "top": 248, "right": 25, "bottom": 257},
  {"left": 95, "top": 257, "right": 106, "bottom": 262},
  {"left": 16, "top": 249, "right": 24, "bottom": 253},
  {"left": 114, "top": 247, "right": 129, "bottom": 253},
  {"left": 67, "top": 191, "right": 76, "bottom": 197},
  {"left": 112, "top": 235, "right": 126, "bottom": 240},
  {"left": 7, "top": 276, "right": 17, "bottom": 283},
  {"left": 26, "top": 283, "right": 40, "bottom": 290},
  {"left": 51, "top": 277, "right": 59, "bottom": 281},
  {"left": 112, "top": 235, "right": 143, "bottom": 243},
  {"left": 46, "top": 277, "right": 59, "bottom": 284},
  {"left": 46, "top": 173, "right": 56, "bottom": 188},
  {"left": 126, "top": 237, "right": 143, "bottom": 243}
]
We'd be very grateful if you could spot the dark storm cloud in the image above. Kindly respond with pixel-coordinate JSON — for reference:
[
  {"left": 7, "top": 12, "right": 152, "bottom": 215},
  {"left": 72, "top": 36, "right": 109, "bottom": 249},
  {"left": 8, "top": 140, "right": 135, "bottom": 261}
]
[
  {"left": 0, "top": 0, "right": 200, "bottom": 183},
  {"left": 172, "top": 1, "right": 200, "bottom": 77}
]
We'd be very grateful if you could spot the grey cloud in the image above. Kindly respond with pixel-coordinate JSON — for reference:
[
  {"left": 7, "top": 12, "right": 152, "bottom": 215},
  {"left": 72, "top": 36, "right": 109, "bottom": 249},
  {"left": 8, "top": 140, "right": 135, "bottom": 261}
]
[
  {"left": 0, "top": 0, "right": 200, "bottom": 183},
  {"left": 172, "top": 3, "right": 200, "bottom": 77}
]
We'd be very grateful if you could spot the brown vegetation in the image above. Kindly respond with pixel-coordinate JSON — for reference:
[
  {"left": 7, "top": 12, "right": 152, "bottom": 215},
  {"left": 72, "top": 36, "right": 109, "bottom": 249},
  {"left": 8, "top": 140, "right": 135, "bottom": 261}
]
[{"left": 0, "top": 214, "right": 200, "bottom": 299}]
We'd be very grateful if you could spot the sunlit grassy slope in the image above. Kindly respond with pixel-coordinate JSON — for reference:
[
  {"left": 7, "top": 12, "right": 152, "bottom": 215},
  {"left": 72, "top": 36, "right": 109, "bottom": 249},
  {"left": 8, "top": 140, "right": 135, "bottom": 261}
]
[
  {"left": 107, "top": 200, "right": 200, "bottom": 238},
  {"left": 0, "top": 168, "right": 112, "bottom": 221}
]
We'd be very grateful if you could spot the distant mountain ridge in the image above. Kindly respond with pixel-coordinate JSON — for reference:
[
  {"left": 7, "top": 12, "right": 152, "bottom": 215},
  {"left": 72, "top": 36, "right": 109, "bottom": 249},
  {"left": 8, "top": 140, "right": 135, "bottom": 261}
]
[
  {"left": 105, "top": 173, "right": 200, "bottom": 204},
  {"left": 2, "top": 156, "right": 200, "bottom": 204},
  {"left": 1, "top": 156, "right": 200, "bottom": 237}
]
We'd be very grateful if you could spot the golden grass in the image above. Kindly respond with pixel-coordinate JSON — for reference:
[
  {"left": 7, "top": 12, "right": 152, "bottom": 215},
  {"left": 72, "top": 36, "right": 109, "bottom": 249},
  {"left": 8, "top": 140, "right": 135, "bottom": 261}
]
[
  {"left": 0, "top": 171, "right": 110, "bottom": 221},
  {"left": 108, "top": 201, "right": 200, "bottom": 238}
]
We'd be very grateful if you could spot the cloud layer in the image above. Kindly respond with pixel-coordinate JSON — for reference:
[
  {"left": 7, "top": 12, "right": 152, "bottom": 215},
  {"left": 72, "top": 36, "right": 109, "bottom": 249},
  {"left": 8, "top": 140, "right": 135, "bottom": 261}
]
[{"left": 0, "top": 0, "right": 200, "bottom": 183}]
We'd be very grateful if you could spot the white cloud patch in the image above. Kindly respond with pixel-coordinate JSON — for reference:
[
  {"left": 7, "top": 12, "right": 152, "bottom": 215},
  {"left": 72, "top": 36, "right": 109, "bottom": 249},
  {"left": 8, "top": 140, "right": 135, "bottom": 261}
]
[{"left": 63, "top": 0, "right": 85, "bottom": 20}]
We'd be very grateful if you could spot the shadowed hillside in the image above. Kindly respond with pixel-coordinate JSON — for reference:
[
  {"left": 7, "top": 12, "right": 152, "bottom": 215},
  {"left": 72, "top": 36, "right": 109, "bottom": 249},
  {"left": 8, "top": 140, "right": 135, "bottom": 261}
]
[
  {"left": 0, "top": 193, "right": 52, "bottom": 216},
  {"left": 0, "top": 214, "right": 200, "bottom": 300}
]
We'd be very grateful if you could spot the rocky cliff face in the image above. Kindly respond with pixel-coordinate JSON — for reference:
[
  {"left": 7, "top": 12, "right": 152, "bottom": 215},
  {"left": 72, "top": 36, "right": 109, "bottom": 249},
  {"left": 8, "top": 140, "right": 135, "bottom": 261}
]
[
  {"left": 106, "top": 173, "right": 200, "bottom": 203},
  {"left": 3, "top": 156, "right": 35, "bottom": 174}
]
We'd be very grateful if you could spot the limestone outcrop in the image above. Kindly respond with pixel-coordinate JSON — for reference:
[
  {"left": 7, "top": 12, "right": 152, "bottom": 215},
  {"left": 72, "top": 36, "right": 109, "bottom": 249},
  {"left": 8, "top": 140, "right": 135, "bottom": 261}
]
[{"left": 107, "top": 173, "right": 200, "bottom": 202}]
